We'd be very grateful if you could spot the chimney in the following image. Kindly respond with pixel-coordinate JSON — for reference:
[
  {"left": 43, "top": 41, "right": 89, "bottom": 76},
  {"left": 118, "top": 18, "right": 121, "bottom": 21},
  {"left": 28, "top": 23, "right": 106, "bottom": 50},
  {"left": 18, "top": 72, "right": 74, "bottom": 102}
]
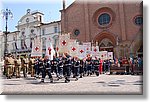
[{"left": 63, "top": 0, "right": 66, "bottom": 10}]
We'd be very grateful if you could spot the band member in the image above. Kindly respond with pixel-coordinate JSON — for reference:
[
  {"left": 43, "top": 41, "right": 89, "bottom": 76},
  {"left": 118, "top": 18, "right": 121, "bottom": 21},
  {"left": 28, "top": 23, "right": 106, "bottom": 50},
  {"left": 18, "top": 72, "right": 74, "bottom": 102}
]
[{"left": 41, "top": 56, "right": 53, "bottom": 83}]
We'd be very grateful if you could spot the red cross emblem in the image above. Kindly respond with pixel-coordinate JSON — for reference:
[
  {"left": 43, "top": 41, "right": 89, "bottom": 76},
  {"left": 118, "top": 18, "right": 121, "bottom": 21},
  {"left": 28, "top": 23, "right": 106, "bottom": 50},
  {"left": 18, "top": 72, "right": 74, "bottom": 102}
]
[
  {"left": 86, "top": 48, "right": 89, "bottom": 50},
  {"left": 35, "top": 47, "right": 39, "bottom": 51},
  {"left": 80, "top": 50, "right": 84, "bottom": 53},
  {"left": 62, "top": 40, "right": 67, "bottom": 46},
  {"left": 72, "top": 47, "right": 76, "bottom": 51},
  {"left": 94, "top": 48, "right": 97, "bottom": 52}
]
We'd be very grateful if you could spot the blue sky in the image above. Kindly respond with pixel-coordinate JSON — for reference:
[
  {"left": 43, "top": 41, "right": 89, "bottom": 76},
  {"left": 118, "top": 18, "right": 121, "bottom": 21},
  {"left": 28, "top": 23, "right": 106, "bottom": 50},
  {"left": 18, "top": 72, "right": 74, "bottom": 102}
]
[{"left": 1, "top": 0, "right": 74, "bottom": 32}]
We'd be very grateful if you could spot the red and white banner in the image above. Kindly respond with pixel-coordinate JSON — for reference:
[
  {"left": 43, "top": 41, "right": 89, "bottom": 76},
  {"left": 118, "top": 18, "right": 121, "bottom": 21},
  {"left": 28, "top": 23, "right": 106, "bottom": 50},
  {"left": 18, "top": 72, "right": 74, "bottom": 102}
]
[
  {"left": 92, "top": 46, "right": 99, "bottom": 58},
  {"left": 31, "top": 36, "right": 42, "bottom": 57},
  {"left": 108, "top": 52, "right": 113, "bottom": 60},
  {"left": 46, "top": 37, "right": 55, "bottom": 60},
  {"left": 58, "top": 33, "right": 70, "bottom": 54},
  {"left": 78, "top": 45, "right": 86, "bottom": 59},
  {"left": 99, "top": 51, "right": 108, "bottom": 60},
  {"left": 83, "top": 42, "right": 91, "bottom": 55},
  {"left": 69, "top": 39, "right": 79, "bottom": 57}
]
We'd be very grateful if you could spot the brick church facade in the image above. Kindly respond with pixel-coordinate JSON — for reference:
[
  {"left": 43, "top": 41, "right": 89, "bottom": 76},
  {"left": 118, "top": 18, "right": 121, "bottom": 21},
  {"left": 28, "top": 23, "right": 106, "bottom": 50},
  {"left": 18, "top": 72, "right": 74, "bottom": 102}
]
[{"left": 60, "top": 0, "right": 143, "bottom": 58}]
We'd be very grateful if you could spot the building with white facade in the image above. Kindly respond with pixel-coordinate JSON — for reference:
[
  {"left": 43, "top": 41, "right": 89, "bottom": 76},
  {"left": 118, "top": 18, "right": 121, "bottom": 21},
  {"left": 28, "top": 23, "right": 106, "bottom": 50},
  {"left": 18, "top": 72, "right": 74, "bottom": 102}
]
[{"left": 0, "top": 9, "right": 61, "bottom": 58}]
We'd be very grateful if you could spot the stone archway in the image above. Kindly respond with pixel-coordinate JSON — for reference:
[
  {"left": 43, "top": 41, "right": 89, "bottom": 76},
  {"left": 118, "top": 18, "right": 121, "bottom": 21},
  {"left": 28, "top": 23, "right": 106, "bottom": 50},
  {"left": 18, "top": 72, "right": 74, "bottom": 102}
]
[{"left": 94, "top": 32, "right": 116, "bottom": 52}]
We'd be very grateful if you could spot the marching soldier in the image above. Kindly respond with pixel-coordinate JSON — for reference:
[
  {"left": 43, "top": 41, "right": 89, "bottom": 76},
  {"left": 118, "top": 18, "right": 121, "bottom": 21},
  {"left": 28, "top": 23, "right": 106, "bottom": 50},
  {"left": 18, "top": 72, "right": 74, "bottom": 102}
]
[
  {"left": 5, "top": 54, "right": 14, "bottom": 79},
  {"left": 57, "top": 56, "right": 63, "bottom": 80},
  {"left": 79, "top": 59, "right": 84, "bottom": 78},
  {"left": 51, "top": 56, "right": 58, "bottom": 77},
  {"left": 73, "top": 57, "right": 80, "bottom": 81},
  {"left": 41, "top": 56, "right": 53, "bottom": 83},
  {"left": 93, "top": 57, "right": 100, "bottom": 76},
  {"left": 86, "top": 56, "right": 93, "bottom": 76},
  {"left": 14, "top": 56, "right": 21, "bottom": 78},
  {"left": 29, "top": 57, "right": 35, "bottom": 77},
  {"left": 63, "top": 53, "right": 71, "bottom": 83},
  {"left": 21, "top": 57, "right": 27, "bottom": 78}
]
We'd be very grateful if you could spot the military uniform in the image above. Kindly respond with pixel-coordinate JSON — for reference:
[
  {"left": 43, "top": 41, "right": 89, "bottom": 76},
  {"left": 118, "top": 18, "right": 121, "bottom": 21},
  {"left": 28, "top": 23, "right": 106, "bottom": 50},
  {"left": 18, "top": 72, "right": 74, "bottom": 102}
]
[
  {"left": 41, "top": 58, "right": 53, "bottom": 83},
  {"left": 73, "top": 58, "right": 80, "bottom": 81},
  {"left": 5, "top": 56, "right": 14, "bottom": 79},
  {"left": 63, "top": 57, "right": 71, "bottom": 83},
  {"left": 57, "top": 57, "right": 63, "bottom": 79},
  {"left": 93, "top": 59, "right": 100, "bottom": 76},
  {"left": 14, "top": 58, "right": 21, "bottom": 78},
  {"left": 86, "top": 57, "right": 93, "bottom": 76}
]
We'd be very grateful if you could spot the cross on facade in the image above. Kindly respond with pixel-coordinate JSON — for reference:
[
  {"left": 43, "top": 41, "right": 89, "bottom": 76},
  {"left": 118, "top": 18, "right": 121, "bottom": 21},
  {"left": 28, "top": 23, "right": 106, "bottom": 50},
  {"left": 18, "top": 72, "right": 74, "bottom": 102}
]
[{"left": 62, "top": 40, "right": 67, "bottom": 45}]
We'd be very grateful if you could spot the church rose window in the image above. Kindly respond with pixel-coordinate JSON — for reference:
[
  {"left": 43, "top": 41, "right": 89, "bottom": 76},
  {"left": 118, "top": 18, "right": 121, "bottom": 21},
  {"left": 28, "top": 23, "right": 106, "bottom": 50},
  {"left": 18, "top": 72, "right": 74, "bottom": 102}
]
[
  {"left": 98, "top": 13, "right": 111, "bottom": 26},
  {"left": 134, "top": 16, "right": 143, "bottom": 26},
  {"left": 74, "top": 29, "right": 80, "bottom": 36}
]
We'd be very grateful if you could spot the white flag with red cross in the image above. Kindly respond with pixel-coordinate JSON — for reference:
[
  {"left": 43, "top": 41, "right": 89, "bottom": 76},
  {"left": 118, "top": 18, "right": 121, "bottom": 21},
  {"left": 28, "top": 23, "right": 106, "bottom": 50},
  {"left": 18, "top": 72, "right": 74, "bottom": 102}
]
[
  {"left": 78, "top": 45, "right": 86, "bottom": 59},
  {"left": 83, "top": 42, "right": 91, "bottom": 55},
  {"left": 31, "top": 36, "right": 42, "bottom": 57},
  {"left": 58, "top": 33, "right": 70, "bottom": 54},
  {"left": 46, "top": 37, "right": 55, "bottom": 60},
  {"left": 69, "top": 39, "right": 79, "bottom": 57},
  {"left": 108, "top": 52, "right": 113, "bottom": 60},
  {"left": 99, "top": 51, "right": 108, "bottom": 60},
  {"left": 92, "top": 46, "right": 99, "bottom": 58}
]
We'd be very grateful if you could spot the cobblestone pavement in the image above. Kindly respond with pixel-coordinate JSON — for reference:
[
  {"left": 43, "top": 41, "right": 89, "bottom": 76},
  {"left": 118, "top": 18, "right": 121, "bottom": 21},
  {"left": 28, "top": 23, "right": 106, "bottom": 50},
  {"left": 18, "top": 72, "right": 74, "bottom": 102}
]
[{"left": 1, "top": 73, "right": 143, "bottom": 95}]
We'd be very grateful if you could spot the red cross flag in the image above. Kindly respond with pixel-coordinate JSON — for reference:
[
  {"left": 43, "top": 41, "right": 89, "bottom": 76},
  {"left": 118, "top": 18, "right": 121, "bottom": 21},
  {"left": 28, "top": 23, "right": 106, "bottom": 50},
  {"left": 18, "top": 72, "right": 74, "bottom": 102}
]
[
  {"left": 83, "top": 42, "right": 91, "bottom": 55},
  {"left": 31, "top": 36, "right": 42, "bottom": 57},
  {"left": 46, "top": 36, "right": 55, "bottom": 60},
  {"left": 69, "top": 39, "right": 79, "bottom": 57},
  {"left": 78, "top": 45, "right": 86, "bottom": 59},
  {"left": 92, "top": 46, "right": 99, "bottom": 58},
  {"left": 108, "top": 52, "right": 113, "bottom": 60},
  {"left": 58, "top": 33, "right": 70, "bottom": 54},
  {"left": 99, "top": 51, "right": 108, "bottom": 60}
]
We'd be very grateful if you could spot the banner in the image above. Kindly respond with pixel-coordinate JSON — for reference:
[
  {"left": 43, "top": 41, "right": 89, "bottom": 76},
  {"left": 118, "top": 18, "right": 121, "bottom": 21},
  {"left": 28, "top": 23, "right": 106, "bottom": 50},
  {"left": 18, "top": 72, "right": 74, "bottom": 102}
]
[
  {"left": 46, "top": 37, "right": 55, "bottom": 60},
  {"left": 78, "top": 45, "right": 86, "bottom": 59},
  {"left": 92, "top": 46, "right": 99, "bottom": 58},
  {"left": 31, "top": 36, "right": 42, "bottom": 57},
  {"left": 99, "top": 51, "right": 108, "bottom": 60},
  {"left": 108, "top": 52, "right": 113, "bottom": 60},
  {"left": 69, "top": 39, "right": 79, "bottom": 57},
  {"left": 83, "top": 42, "right": 91, "bottom": 55},
  {"left": 58, "top": 33, "right": 70, "bottom": 54}
]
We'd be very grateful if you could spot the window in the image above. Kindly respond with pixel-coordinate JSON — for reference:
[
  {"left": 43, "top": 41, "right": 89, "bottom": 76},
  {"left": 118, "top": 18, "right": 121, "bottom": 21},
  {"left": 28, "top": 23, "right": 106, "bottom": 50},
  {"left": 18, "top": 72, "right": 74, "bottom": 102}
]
[
  {"left": 42, "top": 29, "right": 45, "bottom": 35},
  {"left": 135, "top": 16, "right": 143, "bottom": 25},
  {"left": 74, "top": 29, "right": 80, "bottom": 36},
  {"left": 54, "top": 27, "right": 58, "bottom": 33},
  {"left": 98, "top": 13, "right": 111, "bottom": 26}
]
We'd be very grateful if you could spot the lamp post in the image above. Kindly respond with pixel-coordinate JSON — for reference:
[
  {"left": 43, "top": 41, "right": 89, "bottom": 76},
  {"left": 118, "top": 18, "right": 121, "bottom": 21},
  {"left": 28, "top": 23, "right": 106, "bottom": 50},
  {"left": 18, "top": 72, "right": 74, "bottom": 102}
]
[{"left": 1, "top": 8, "right": 13, "bottom": 57}]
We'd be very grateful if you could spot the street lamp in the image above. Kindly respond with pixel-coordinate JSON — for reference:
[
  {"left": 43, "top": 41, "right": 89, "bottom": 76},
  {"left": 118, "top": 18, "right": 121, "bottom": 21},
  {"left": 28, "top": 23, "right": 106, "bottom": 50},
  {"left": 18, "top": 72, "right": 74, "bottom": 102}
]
[{"left": 1, "top": 8, "right": 13, "bottom": 56}]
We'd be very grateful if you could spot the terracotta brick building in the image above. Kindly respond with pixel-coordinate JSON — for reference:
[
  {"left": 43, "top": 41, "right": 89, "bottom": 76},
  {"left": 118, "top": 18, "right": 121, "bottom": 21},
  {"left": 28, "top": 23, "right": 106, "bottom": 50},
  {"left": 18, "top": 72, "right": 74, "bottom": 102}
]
[{"left": 60, "top": 0, "right": 143, "bottom": 58}]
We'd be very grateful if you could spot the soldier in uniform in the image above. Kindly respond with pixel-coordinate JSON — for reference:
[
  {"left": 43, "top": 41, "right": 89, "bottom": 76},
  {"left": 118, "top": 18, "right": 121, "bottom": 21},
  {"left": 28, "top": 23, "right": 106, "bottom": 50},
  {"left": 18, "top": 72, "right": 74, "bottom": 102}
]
[
  {"left": 5, "top": 54, "right": 14, "bottom": 79},
  {"left": 41, "top": 56, "right": 53, "bottom": 83},
  {"left": 86, "top": 56, "right": 93, "bottom": 76},
  {"left": 73, "top": 57, "right": 80, "bottom": 81},
  {"left": 28, "top": 57, "right": 35, "bottom": 77},
  {"left": 93, "top": 57, "right": 100, "bottom": 76},
  {"left": 51, "top": 56, "right": 58, "bottom": 77},
  {"left": 57, "top": 55, "right": 63, "bottom": 80},
  {"left": 14, "top": 56, "right": 21, "bottom": 78},
  {"left": 21, "top": 57, "right": 26, "bottom": 78},
  {"left": 24, "top": 55, "right": 29, "bottom": 76},
  {"left": 79, "top": 59, "right": 84, "bottom": 78},
  {"left": 63, "top": 53, "right": 71, "bottom": 83}
]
